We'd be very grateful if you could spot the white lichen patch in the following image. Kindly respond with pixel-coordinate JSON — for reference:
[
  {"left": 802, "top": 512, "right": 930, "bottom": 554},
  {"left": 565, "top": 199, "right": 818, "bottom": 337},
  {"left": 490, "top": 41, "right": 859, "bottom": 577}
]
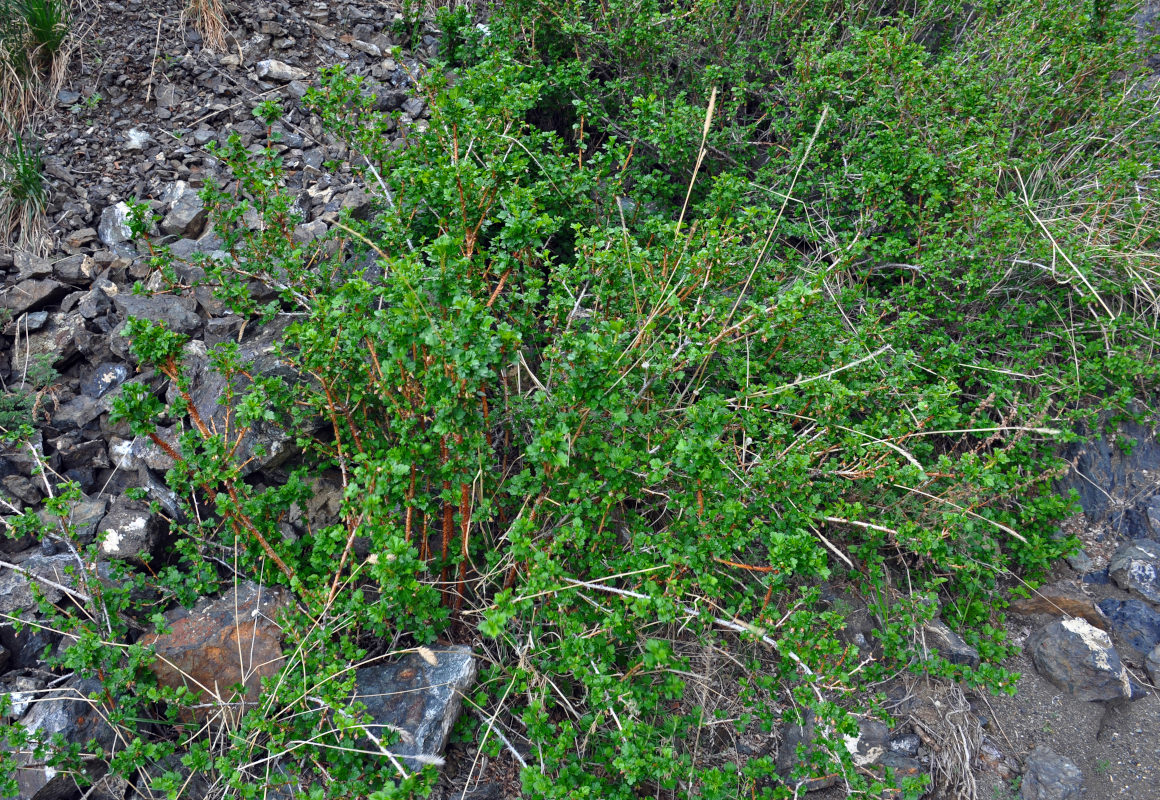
[
  {"left": 843, "top": 733, "right": 884, "bottom": 766},
  {"left": 1061, "top": 617, "right": 1130, "bottom": 695},
  {"left": 101, "top": 529, "right": 123, "bottom": 553}
]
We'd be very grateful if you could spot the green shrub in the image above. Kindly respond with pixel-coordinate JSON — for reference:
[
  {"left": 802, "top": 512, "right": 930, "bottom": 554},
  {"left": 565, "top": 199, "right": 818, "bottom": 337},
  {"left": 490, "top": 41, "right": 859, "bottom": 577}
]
[{"left": 5, "top": 0, "right": 1157, "bottom": 797}]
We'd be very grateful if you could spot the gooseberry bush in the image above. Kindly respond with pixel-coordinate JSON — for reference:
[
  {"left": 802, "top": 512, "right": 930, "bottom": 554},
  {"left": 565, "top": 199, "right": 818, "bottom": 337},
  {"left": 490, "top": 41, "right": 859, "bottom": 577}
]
[{"left": 6, "top": 0, "right": 1158, "bottom": 797}]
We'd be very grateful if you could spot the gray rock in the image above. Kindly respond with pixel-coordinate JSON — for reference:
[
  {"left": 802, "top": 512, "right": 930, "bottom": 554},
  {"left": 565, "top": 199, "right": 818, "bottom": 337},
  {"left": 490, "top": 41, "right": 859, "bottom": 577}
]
[
  {"left": 1065, "top": 548, "right": 1094, "bottom": 574},
  {"left": 0, "top": 552, "right": 81, "bottom": 615},
  {"left": 82, "top": 362, "right": 132, "bottom": 398},
  {"left": 776, "top": 708, "right": 839, "bottom": 791},
  {"left": 98, "top": 202, "right": 134, "bottom": 246},
  {"left": 353, "top": 645, "right": 476, "bottom": 761},
  {"left": 113, "top": 292, "right": 202, "bottom": 336},
  {"left": 1, "top": 278, "right": 69, "bottom": 315},
  {"left": 256, "top": 59, "right": 309, "bottom": 82},
  {"left": 108, "top": 431, "right": 177, "bottom": 473},
  {"left": 889, "top": 733, "right": 920, "bottom": 758},
  {"left": 8, "top": 310, "right": 86, "bottom": 374},
  {"left": 1096, "top": 597, "right": 1160, "bottom": 663},
  {"left": 14, "top": 251, "right": 53, "bottom": 278},
  {"left": 160, "top": 182, "right": 207, "bottom": 237},
  {"left": 843, "top": 717, "right": 890, "bottom": 767},
  {"left": 51, "top": 394, "right": 104, "bottom": 431},
  {"left": 2, "top": 474, "right": 42, "bottom": 505},
  {"left": 923, "top": 618, "right": 980, "bottom": 668},
  {"left": 11, "top": 678, "right": 116, "bottom": 800},
  {"left": 4, "top": 309, "right": 48, "bottom": 331},
  {"left": 1021, "top": 746, "right": 1083, "bottom": 800},
  {"left": 181, "top": 318, "right": 314, "bottom": 474},
  {"left": 96, "top": 496, "right": 159, "bottom": 561},
  {"left": 53, "top": 253, "right": 95, "bottom": 284},
  {"left": 1146, "top": 644, "right": 1160, "bottom": 685},
  {"left": 287, "top": 79, "right": 309, "bottom": 99},
  {"left": 39, "top": 494, "right": 108, "bottom": 542},
  {"left": 125, "top": 127, "right": 153, "bottom": 151},
  {"left": 1027, "top": 618, "right": 1132, "bottom": 701},
  {"left": 57, "top": 89, "right": 80, "bottom": 105},
  {"left": 1108, "top": 539, "right": 1160, "bottom": 604},
  {"left": 401, "top": 96, "right": 425, "bottom": 117},
  {"left": 293, "top": 220, "right": 328, "bottom": 244}
]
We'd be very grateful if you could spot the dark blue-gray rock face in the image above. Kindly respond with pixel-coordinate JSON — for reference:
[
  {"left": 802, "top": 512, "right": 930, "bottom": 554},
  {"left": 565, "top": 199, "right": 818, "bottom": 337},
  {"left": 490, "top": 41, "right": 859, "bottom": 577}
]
[
  {"left": 1021, "top": 746, "right": 1083, "bottom": 800},
  {"left": 353, "top": 645, "right": 476, "bottom": 762},
  {"left": 1096, "top": 597, "right": 1160, "bottom": 663},
  {"left": 1055, "top": 411, "right": 1160, "bottom": 539},
  {"left": 1027, "top": 618, "right": 1132, "bottom": 701},
  {"left": 1108, "top": 539, "right": 1160, "bottom": 604},
  {"left": 1147, "top": 644, "right": 1160, "bottom": 686}
]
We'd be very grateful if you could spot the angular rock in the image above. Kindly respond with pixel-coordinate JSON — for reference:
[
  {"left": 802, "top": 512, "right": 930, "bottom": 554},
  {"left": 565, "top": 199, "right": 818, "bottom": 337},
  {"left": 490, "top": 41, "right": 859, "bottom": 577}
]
[
  {"left": 39, "top": 494, "right": 108, "bottom": 542},
  {"left": 0, "top": 552, "right": 82, "bottom": 615},
  {"left": 139, "top": 581, "right": 292, "bottom": 721},
  {"left": 125, "top": 128, "right": 152, "bottom": 151},
  {"left": 842, "top": 717, "right": 890, "bottom": 766},
  {"left": 97, "top": 496, "right": 159, "bottom": 561},
  {"left": 2, "top": 474, "right": 42, "bottom": 505},
  {"left": 14, "top": 251, "right": 53, "bottom": 278},
  {"left": 1146, "top": 644, "right": 1160, "bottom": 686},
  {"left": 50, "top": 394, "right": 104, "bottom": 431},
  {"left": 1027, "top": 618, "right": 1132, "bottom": 701},
  {"left": 108, "top": 432, "right": 177, "bottom": 473},
  {"left": 255, "top": 59, "right": 309, "bottom": 82},
  {"left": 1021, "top": 746, "right": 1083, "bottom": 800},
  {"left": 182, "top": 318, "right": 314, "bottom": 474},
  {"left": 776, "top": 708, "right": 839, "bottom": 791},
  {"left": 8, "top": 310, "right": 87, "bottom": 373},
  {"left": 923, "top": 618, "right": 980, "bottom": 669},
  {"left": 98, "top": 202, "right": 133, "bottom": 246},
  {"left": 52, "top": 253, "right": 94, "bottom": 285},
  {"left": 1, "top": 278, "right": 68, "bottom": 315},
  {"left": 353, "top": 645, "right": 476, "bottom": 761},
  {"left": 1096, "top": 597, "right": 1160, "bottom": 663},
  {"left": 82, "top": 362, "right": 133, "bottom": 399},
  {"left": 977, "top": 736, "right": 1019, "bottom": 780},
  {"left": 1009, "top": 582, "right": 1108, "bottom": 630},
  {"left": 11, "top": 677, "right": 116, "bottom": 800},
  {"left": 161, "top": 182, "right": 207, "bottom": 238},
  {"left": 889, "top": 733, "right": 920, "bottom": 758},
  {"left": 1108, "top": 539, "right": 1160, "bottom": 604},
  {"left": 113, "top": 292, "right": 202, "bottom": 337}
]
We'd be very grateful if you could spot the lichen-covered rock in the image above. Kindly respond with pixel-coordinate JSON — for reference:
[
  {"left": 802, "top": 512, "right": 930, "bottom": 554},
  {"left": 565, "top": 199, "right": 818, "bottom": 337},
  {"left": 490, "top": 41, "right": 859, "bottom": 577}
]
[
  {"left": 1108, "top": 539, "right": 1160, "bottom": 604},
  {"left": 1027, "top": 618, "right": 1132, "bottom": 701},
  {"left": 96, "top": 495, "right": 159, "bottom": 561}
]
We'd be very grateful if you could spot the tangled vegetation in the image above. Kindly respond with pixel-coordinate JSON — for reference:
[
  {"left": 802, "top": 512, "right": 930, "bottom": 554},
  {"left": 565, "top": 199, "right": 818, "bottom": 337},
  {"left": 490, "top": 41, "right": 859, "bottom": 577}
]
[{"left": 3, "top": 0, "right": 1159, "bottom": 798}]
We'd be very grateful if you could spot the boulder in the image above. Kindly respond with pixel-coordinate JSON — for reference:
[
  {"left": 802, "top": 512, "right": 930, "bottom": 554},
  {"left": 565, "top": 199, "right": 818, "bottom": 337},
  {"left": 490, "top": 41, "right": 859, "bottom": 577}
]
[
  {"left": 1095, "top": 598, "right": 1160, "bottom": 663},
  {"left": 1027, "top": 618, "right": 1132, "bottom": 701},
  {"left": 1108, "top": 539, "right": 1160, "bottom": 604},
  {"left": 1010, "top": 582, "right": 1107, "bottom": 630},
  {"left": 1, "top": 278, "right": 69, "bottom": 316},
  {"left": 1146, "top": 644, "right": 1160, "bottom": 686},
  {"left": 1021, "top": 746, "right": 1083, "bottom": 800},
  {"left": 113, "top": 292, "right": 202, "bottom": 337},
  {"left": 139, "top": 581, "right": 292, "bottom": 721},
  {"left": 353, "top": 645, "right": 476, "bottom": 762},
  {"left": 160, "top": 182, "right": 207, "bottom": 238},
  {"left": 96, "top": 496, "right": 159, "bottom": 561}
]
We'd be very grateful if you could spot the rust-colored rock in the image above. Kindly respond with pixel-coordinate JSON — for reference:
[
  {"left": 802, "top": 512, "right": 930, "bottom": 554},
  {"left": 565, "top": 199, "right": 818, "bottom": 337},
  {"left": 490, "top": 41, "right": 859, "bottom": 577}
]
[
  {"left": 139, "top": 581, "right": 292, "bottom": 722},
  {"left": 1009, "top": 582, "right": 1108, "bottom": 630}
]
